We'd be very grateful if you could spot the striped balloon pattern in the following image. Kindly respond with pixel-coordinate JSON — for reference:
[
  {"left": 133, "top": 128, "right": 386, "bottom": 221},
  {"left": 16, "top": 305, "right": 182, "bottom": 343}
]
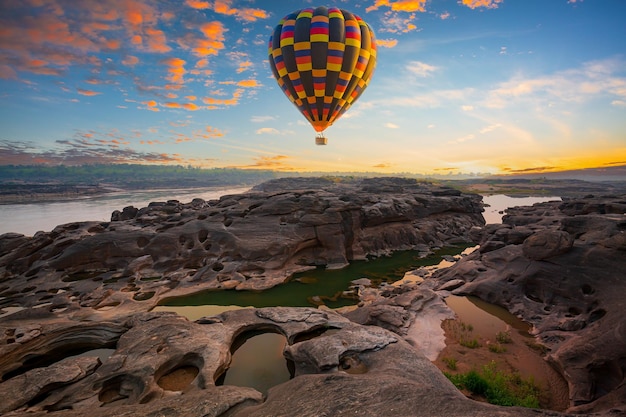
[{"left": 268, "top": 6, "right": 377, "bottom": 134}]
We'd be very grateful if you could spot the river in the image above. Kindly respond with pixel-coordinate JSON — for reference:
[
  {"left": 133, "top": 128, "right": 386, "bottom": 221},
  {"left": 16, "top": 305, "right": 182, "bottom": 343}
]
[
  {"left": 0, "top": 186, "right": 251, "bottom": 236},
  {"left": 0, "top": 189, "right": 560, "bottom": 237}
]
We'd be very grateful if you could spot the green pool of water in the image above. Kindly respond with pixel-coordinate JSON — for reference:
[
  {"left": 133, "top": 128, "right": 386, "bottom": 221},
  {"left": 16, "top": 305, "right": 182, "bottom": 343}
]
[{"left": 159, "top": 245, "right": 471, "bottom": 310}]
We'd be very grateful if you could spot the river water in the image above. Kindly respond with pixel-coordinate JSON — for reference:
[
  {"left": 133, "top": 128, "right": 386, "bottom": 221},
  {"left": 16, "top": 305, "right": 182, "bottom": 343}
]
[
  {"left": 0, "top": 186, "right": 251, "bottom": 236},
  {"left": 0, "top": 189, "right": 560, "bottom": 236}
]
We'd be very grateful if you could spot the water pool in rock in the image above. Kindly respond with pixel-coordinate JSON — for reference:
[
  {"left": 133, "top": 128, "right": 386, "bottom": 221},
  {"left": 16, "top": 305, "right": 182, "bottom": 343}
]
[
  {"left": 156, "top": 245, "right": 472, "bottom": 316},
  {"left": 216, "top": 332, "right": 291, "bottom": 395}
]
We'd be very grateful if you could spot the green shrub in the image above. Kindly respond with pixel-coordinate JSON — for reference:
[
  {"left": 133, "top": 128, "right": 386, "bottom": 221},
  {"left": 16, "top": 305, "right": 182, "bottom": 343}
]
[
  {"left": 459, "top": 338, "right": 481, "bottom": 349},
  {"left": 444, "top": 361, "right": 541, "bottom": 408},
  {"left": 488, "top": 343, "right": 507, "bottom": 353},
  {"left": 442, "top": 357, "right": 457, "bottom": 370},
  {"left": 496, "top": 331, "right": 512, "bottom": 344}
]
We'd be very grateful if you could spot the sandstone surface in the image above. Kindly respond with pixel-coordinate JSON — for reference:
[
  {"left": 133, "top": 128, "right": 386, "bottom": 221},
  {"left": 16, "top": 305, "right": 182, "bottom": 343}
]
[
  {"left": 0, "top": 177, "right": 483, "bottom": 320},
  {"left": 0, "top": 308, "right": 577, "bottom": 417},
  {"left": 429, "top": 194, "right": 626, "bottom": 414}
]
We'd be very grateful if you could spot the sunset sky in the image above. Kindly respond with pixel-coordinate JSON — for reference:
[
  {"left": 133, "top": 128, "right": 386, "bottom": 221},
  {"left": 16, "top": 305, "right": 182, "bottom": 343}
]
[{"left": 1, "top": 0, "right": 625, "bottom": 175}]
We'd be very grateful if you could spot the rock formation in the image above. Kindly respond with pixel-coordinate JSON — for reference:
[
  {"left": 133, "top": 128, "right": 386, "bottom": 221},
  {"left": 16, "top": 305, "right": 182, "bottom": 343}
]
[
  {"left": 0, "top": 308, "right": 575, "bottom": 417},
  {"left": 1, "top": 178, "right": 622, "bottom": 416},
  {"left": 0, "top": 177, "right": 483, "bottom": 319},
  {"left": 429, "top": 194, "right": 626, "bottom": 414}
]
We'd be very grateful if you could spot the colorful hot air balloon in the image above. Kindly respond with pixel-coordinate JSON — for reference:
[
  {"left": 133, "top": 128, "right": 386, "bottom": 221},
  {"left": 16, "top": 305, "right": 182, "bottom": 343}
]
[{"left": 268, "top": 6, "right": 377, "bottom": 145}]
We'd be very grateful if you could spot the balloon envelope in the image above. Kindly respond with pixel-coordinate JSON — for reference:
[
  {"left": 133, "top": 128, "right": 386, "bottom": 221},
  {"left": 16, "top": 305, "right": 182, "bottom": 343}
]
[{"left": 268, "top": 6, "right": 377, "bottom": 134}]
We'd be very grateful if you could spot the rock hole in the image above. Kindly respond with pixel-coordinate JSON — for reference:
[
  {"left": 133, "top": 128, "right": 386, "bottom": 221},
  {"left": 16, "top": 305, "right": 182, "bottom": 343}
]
[
  {"left": 292, "top": 327, "right": 341, "bottom": 344},
  {"left": 157, "top": 366, "right": 199, "bottom": 391},
  {"left": 588, "top": 308, "right": 606, "bottom": 324},
  {"left": 137, "top": 236, "right": 150, "bottom": 248},
  {"left": 198, "top": 229, "right": 208, "bottom": 243},
  {"left": 223, "top": 218, "right": 233, "bottom": 227},
  {"left": 133, "top": 291, "right": 155, "bottom": 301},
  {"left": 339, "top": 353, "right": 368, "bottom": 374},
  {"left": 568, "top": 307, "right": 581, "bottom": 316},
  {"left": 2, "top": 344, "right": 115, "bottom": 382},
  {"left": 198, "top": 214, "right": 208, "bottom": 220},
  {"left": 98, "top": 374, "right": 144, "bottom": 406},
  {"left": 216, "top": 330, "right": 292, "bottom": 395},
  {"left": 212, "top": 262, "right": 224, "bottom": 272},
  {"left": 581, "top": 284, "right": 595, "bottom": 295}
]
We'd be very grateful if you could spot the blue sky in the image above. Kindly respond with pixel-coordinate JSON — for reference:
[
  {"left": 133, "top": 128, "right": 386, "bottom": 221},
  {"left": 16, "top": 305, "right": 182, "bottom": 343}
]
[{"left": 1, "top": 0, "right": 625, "bottom": 175}]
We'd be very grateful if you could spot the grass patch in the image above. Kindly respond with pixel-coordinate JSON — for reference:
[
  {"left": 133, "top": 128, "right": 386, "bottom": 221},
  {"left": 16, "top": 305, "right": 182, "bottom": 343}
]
[
  {"left": 459, "top": 338, "right": 481, "bottom": 349},
  {"left": 496, "top": 331, "right": 512, "bottom": 344},
  {"left": 444, "top": 361, "right": 541, "bottom": 408},
  {"left": 442, "top": 357, "right": 458, "bottom": 370},
  {"left": 488, "top": 343, "right": 507, "bottom": 353},
  {"left": 524, "top": 340, "right": 548, "bottom": 355}
]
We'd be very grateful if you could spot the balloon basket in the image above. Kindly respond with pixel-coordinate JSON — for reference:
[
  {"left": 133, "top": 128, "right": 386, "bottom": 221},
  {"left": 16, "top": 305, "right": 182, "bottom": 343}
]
[{"left": 315, "top": 133, "right": 327, "bottom": 146}]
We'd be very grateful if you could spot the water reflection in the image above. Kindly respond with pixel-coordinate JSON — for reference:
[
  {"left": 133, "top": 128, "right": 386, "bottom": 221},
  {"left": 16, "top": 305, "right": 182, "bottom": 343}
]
[
  {"left": 481, "top": 195, "right": 561, "bottom": 224},
  {"left": 445, "top": 295, "right": 530, "bottom": 339},
  {"left": 217, "top": 332, "right": 291, "bottom": 395},
  {"left": 158, "top": 245, "right": 471, "bottom": 313}
]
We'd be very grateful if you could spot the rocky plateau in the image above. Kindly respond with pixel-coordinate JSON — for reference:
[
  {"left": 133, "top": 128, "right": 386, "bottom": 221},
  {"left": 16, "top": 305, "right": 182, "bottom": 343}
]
[{"left": 0, "top": 177, "right": 624, "bottom": 416}]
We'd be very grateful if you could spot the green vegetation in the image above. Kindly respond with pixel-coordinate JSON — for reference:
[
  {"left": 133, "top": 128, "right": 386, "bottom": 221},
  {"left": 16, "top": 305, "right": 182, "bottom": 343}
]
[
  {"left": 525, "top": 340, "right": 548, "bottom": 355},
  {"left": 445, "top": 361, "right": 541, "bottom": 408},
  {"left": 442, "top": 357, "right": 458, "bottom": 370},
  {"left": 459, "top": 338, "right": 481, "bottom": 349},
  {"left": 496, "top": 331, "right": 512, "bottom": 344},
  {"left": 488, "top": 343, "right": 507, "bottom": 353},
  {"left": 0, "top": 164, "right": 280, "bottom": 189}
]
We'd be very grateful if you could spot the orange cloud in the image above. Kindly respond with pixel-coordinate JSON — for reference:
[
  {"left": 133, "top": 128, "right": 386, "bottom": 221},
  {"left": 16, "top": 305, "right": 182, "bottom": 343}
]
[
  {"left": 186, "top": 0, "right": 210, "bottom": 9},
  {"left": 202, "top": 88, "right": 243, "bottom": 106},
  {"left": 143, "top": 100, "right": 159, "bottom": 111},
  {"left": 122, "top": 55, "right": 139, "bottom": 66},
  {"left": 162, "top": 57, "right": 186, "bottom": 84},
  {"left": 460, "top": 0, "right": 503, "bottom": 9},
  {"left": 213, "top": 0, "right": 269, "bottom": 22},
  {"left": 231, "top": 155, "right": 295, "bottom": 171},
  {"left": 237, "top": 79, "right": 260, "bottom": 87},
  {"left": 377, "top": 39, "right": 398, "bottom": 48},
  {"left": 237, "top": 60, "right": 252, "bottom": 73},
  {"left": 183, "top": 102, "right": 200, "bottom": 111},
  {"left": 366, "top": 0, "right": 428, "bottom": 13},
  {"left": 77, "top": 88, "right": 102, "bottom": 96}
]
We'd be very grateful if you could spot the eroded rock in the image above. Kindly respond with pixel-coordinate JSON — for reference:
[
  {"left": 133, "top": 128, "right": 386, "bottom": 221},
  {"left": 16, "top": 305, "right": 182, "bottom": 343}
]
[{"left": 430, "top": 194, "right": 626, "bottom": 413}]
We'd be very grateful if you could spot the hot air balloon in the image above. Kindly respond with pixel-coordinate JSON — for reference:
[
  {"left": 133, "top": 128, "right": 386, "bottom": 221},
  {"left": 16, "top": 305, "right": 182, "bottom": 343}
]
[{"left": 268, "top": 6, "right": 377, "bottom": 145}]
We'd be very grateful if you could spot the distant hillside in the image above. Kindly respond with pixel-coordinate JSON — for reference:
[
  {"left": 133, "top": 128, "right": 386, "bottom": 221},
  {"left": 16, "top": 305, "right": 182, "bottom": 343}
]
[{"left": 494, "top": 164, "right": 626, "bottom": 182}]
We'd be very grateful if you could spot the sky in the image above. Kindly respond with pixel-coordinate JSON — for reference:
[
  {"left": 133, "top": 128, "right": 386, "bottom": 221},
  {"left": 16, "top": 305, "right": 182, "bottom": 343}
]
[{"left": 0, "top": 0, "right": 625, "bottom": 176}]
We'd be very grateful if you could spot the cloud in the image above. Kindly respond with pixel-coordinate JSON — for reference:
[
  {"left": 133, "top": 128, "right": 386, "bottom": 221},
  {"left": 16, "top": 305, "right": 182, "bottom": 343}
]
[
  {"left": 162, "top": 57, "right": 186, "bottom": 85},
  {"left": 376, "top": 39, "right": 398, "bottom": 48},
  {"left": 213, "top": 0, "right": 269, "bottom": 22},
  {"left": 231, "top": 155, "right": 294, "bottom": 170},
  {"left": 122, "top": 55, "right": 139, "bottom": 66},
  {"left": 459, "top": 0, "right": 504, "bottom": 9},
  {"left": 479, "top": 123, "right": 501, "bottom": 133},
  {"left": 366, "top": 0, "right": 428, "bottom": 13},
  {"left": 186, "top": 0, "right": 210, "bottom": 9},
  {"left": 485, "top": 58, "right": 626, "bottom": 108},
  {"left": 256, "top": 128, "right": 280, "bottom": 135},
  {"left": 0, "top": 136, "right": 183, "bottom": 166},
  {"left": 406, "top": 61, "right": 438, "bottom": 77},
  {"left": 461, "top": 105, "right": 474, "bottom": 111},
  {"left": 385, "top": 123, "right": 399, "bottom": 129},
  {"left": 202, "top": 89, "right": 243, "bottom": 107},
  {"left": 237, "top": 79, "right": 260, "bottom": 88},
  {"left": 440, "top": 11, "right": 451, "bottom": 20},
  {"left": 373, "top": 163, "right": 392, "bottom": 169},
  {"left": 251, "top": 116, "right": 275, "bottom": 123},
  {"left": 77, "top": 88, "right": 102, "bottom": 96}
]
